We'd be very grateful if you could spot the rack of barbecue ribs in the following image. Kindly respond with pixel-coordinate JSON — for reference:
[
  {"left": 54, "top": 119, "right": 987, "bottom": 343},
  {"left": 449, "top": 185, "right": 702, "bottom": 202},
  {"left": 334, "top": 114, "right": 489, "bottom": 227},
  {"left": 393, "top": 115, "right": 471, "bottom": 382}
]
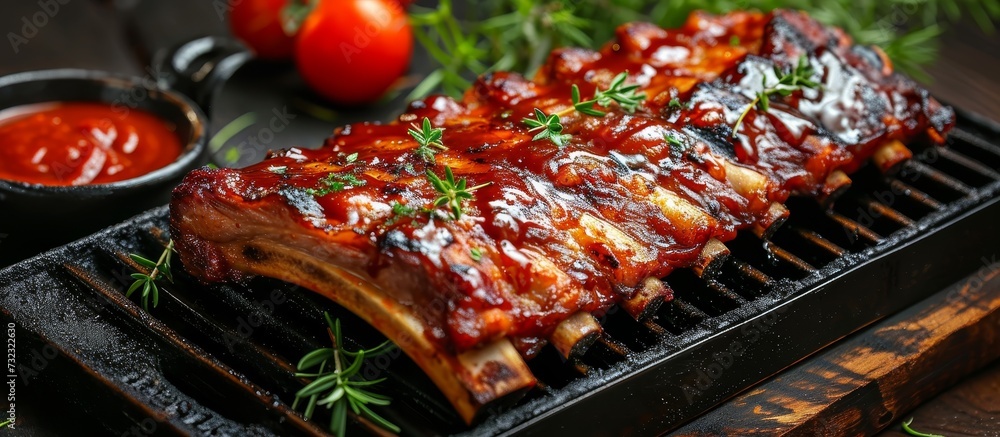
[{"left": 170, "top": 9, "right": 954, "bottom": 423}]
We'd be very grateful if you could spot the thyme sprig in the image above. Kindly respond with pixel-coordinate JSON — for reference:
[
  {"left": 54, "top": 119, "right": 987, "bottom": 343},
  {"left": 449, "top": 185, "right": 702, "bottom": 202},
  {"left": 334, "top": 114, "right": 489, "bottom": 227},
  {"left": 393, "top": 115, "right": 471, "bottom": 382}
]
[
  {"left": 668, "top": 97, "right": 689, "bottom": 110},
  {"left": 305, "top": 173, "right": 367, "bottom": 197},
  {"left": 522, "top": 72, "right": 646, "bottom": 146},
  {"left": 126, "top": 239, "right": 175, "bottom": 311},
  {"left": 732, "top": 55, "right": 821, "bottom": 137},
  {"left": 426, "top": 166, "right": 491, "bottom": 220},
  {"left": 293, "top": 313, "right": 399, "bottom": 437},
  {"left": 586, "top": 72, "right": 646, "bottom": 115},
  {"left": 665, "top": 133, "right": 686, "bottom": 152},
  {"left": 523, "top": 108, "right": 571, "bottom": 147},
  {"left": 408, "top": 117, "right": 448, "bottom": 163}
]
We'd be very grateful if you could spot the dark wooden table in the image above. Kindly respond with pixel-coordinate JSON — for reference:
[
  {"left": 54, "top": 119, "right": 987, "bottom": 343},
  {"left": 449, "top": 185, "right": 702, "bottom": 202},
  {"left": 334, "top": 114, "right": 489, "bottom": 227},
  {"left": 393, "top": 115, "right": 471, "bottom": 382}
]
[{"left": 1, "top": 1, "right": 998, "bottom": 435}]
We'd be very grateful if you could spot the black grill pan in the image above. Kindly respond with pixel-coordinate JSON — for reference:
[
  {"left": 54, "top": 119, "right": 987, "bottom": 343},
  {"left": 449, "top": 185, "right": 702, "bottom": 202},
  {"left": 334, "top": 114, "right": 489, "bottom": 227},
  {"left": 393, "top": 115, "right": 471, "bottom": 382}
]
[{"left": 1, "top": 109, "right": 999, "bottom": 436}]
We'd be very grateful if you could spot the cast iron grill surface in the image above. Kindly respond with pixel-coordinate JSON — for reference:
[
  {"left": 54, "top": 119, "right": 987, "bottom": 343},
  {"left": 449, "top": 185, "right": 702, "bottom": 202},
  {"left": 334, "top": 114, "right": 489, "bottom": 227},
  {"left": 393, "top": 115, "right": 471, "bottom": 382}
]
[{"left": 2, "top": 110, "right": 1000, "bottom": 436}]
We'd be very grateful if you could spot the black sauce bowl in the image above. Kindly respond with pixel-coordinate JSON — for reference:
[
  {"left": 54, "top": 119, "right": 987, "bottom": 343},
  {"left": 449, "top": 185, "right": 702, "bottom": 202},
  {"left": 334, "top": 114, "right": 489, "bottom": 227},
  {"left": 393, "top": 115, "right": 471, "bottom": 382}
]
[{"left": 0, "top": 37, "right": 249, "bottom": 266}]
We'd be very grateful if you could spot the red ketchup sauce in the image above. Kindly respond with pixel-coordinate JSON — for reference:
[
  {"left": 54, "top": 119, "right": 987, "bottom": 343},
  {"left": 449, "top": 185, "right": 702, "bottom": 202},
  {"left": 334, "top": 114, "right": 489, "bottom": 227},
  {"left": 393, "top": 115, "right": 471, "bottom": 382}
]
[{"left": 0, "top": 102, "right": 183, "bottom": 186}]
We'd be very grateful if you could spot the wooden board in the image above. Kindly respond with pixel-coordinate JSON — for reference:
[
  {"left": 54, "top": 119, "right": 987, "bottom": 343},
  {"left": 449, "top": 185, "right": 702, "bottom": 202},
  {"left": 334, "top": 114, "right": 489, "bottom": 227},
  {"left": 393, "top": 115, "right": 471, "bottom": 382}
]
[
  {"left": 675, "top": 262, "right": 1000, "bottom": 435},
  {"left": 876, "top": 359, "right": 1000, "bottom": 437}
]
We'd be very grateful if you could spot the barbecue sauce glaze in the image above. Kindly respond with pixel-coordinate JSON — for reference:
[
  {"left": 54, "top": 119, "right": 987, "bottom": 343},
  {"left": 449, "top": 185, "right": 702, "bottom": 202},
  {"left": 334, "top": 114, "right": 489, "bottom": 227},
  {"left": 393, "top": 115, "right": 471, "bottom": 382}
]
[{"left": 172, "top": 10, "right": 954, "bottom": 354}]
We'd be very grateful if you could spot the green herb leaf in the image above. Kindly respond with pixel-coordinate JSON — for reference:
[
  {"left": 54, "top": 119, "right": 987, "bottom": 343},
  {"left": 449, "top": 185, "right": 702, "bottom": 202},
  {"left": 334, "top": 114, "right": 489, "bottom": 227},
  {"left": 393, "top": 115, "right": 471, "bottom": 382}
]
[
  {"left": 297, "top": 348, "right": 335, "bottom": 370},
  {"left": 130, "top": 254, "right": 157, "bottom": 269},
  {"left": 901, "top": 418, "right": 944, "bottom": 437},
  {"left": 665, "top": 133, "right": 686, "bottom": 152},
  {"left": 305, "top": 172, "right": 367, "bottom": 197},
  {"left": 523, "top": 108, "right": 571, "bottom": 147},
  {"left": 572, "top": 84, "right": 607, "bottom": 117},
  {"left": 426, "top": 166, "right": 491, "bottom": 220},
  {"left": 392, "top": 202, "right": 416, "bottom": 217},
  {"left": 470, "top": 247, "right": 483, "bottom": 262},
  {"left": 409, "top": 117, "right": 448, "bottom": 163},
  {"left": 592, "top": 72, "right": 646, "bottom": 113},
  {"left": 733, "top": 55, "right": 820, "bottom": 137},
  {"left": 292, "top": 313, "right": 398, "bottom": 436},
  {"left": 125, "top": 240, "right": 175, "bottom": 311}
]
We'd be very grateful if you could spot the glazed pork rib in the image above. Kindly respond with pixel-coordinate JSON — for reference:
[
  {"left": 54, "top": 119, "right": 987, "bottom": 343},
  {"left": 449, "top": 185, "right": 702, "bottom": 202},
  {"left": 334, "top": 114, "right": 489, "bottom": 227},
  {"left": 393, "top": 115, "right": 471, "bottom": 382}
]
[{"left": 170, "top": 10, "right": 954, "bottom": 423}]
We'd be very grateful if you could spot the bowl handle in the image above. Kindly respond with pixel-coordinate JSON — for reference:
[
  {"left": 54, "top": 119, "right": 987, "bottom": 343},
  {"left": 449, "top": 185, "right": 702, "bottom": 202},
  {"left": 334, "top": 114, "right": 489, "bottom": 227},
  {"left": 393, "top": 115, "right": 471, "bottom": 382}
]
[{"left": 152, "top": 36, "right": 251, "bottom": 116}]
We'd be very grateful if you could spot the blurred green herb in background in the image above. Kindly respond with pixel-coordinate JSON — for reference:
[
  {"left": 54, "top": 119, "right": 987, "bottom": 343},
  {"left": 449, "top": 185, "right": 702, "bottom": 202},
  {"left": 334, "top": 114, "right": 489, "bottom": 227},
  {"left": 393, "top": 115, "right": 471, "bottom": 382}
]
[{"left": 409, "top": 0, "right": 1000, "bottom": 99}]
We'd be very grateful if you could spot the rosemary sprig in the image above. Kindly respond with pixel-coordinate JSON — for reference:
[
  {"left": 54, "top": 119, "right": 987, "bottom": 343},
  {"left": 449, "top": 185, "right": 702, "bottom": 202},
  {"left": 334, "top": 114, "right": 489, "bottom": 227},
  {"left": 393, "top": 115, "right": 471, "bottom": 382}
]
[
  {"left": 293, "top": 313, "right": 399, "bottom": 437},
  {"left": 522, "top": 72, "right": 646, "bottom": 146},
  {"left": 732, "top": 55, "right": 820, "bottom": 137},
  {"left": 901, "top": 418, "right": 944, "bottom": 437},
  {"left": 126, "top": 239, "right": 175, "bottom": 311},
  {"left": 408, "top": 117, "right": 448, "bottom": 163},
  {"left": 426, "top": 166, "right": 491, "bottom": 220},
  {"left": 0, "top": 418, "right": 11, "bottom": 428}
]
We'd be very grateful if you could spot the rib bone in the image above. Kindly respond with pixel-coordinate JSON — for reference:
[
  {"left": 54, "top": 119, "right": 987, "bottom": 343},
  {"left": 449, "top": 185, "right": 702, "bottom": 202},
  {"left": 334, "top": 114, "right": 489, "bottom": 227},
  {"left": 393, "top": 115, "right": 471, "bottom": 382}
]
[
  {"left": 550, "top": 312, "right": 603, "bottom": 359},
  {"left": 818, "top": 170, "right": 852, "bottom": 206},
  {"left": 621, "top": 277, "right": 674, "bottom": 321},
  {"left": 692, "top": 238, "right": 730, "bottom": 277},
  {"left": 752, "top": 202, "right": 790, "bottom": 239},
  {"left": 872, "top": 140, "right": 913, "bottom": 174}
]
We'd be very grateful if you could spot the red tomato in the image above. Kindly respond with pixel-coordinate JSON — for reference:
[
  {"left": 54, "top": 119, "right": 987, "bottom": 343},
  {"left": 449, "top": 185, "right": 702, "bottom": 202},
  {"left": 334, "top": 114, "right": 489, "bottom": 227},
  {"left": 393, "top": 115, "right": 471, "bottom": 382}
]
[
  {"left": 294, "top": 0, "right": 413, "bottom": 105},
  {"left": 229, "top": 0, "right": 296, "bottom": 61}
]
